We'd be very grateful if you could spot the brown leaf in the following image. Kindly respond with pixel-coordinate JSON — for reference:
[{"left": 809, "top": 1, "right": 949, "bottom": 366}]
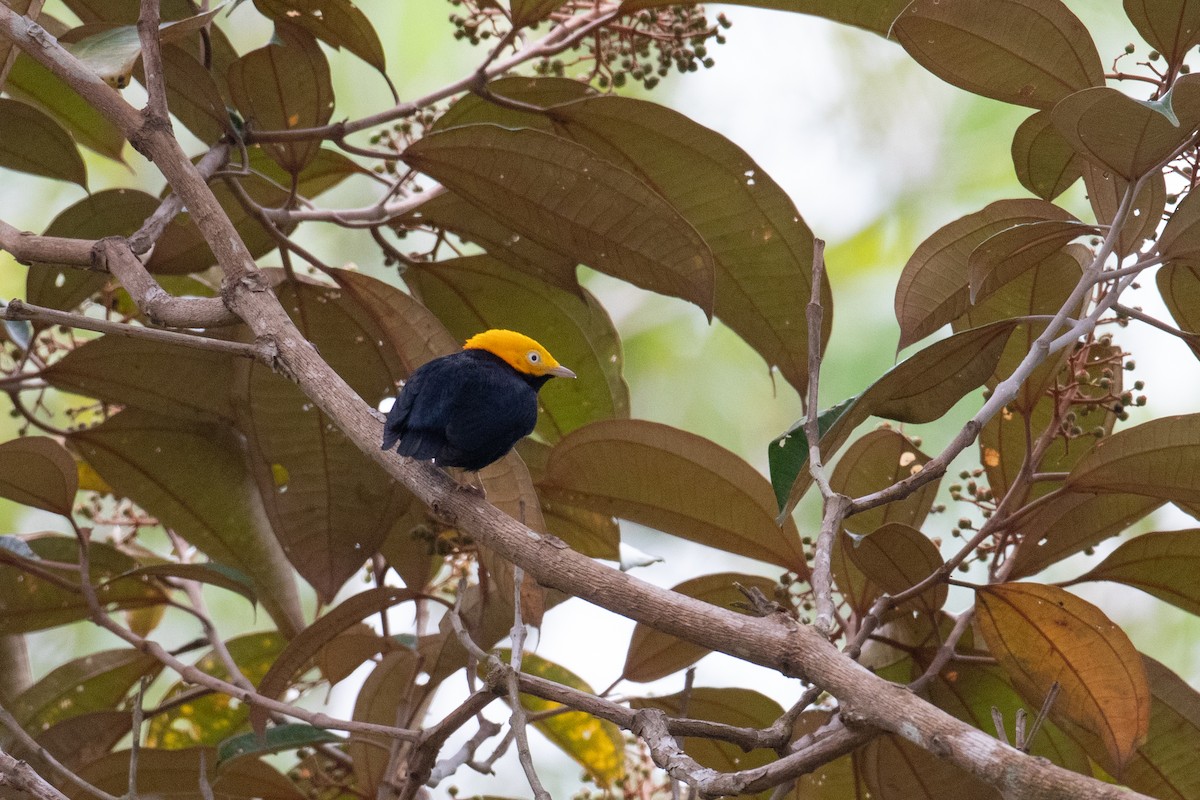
[
  {"left": 1073, "top": 529, "right": 1200, "bottom": 615},
  {"left": 892, "top": 0, "right": 1102, "bottom": 109},
  {"left": 543, "top": 420, "right": 807, "bottom": 575},
  {"left": 0, "top": 98, "right": 86, "bottom": 188},
  {"left": 967, "top": 219, "right": 1094, "bottom": 304},
  {"left": 622, "top": 572, "right": 780, "bottom": 682},
  {"left": 73, "top": 747, "right": 305, "bottom": 800},
  {"left": 860, "top": 734, "right": 1001, "bottom": 800},
  {"left": 1124, "top": 0, "right": 1200, "bottom": 67},
  {"left": 0, "top": 436, "right": 77, "bottom": 515},
  {"left": 1065, "top": 413, "right": 1200, "bottom": 503},
  {"left": 895, "top": 199, "right": 1070, "bottom": 349},
  {"left": 254, "top": 0, "right": 386, "bottom": 72},
  {"left": 1011, "top": 109, "right": 1085, "bottom": 201},
  {"left": 975, "top": 582, "right": 1150, "bottom": 770},
  {"left": 848, "top": 523, "right": 946, "bottom": 613},
  {"left": 618, "top": 0, "right": 911, "bottom": 37},
  {"left": 832, "top": 429, "right": 939, "bottom": 535},
  {"left": 1081, "top": 163, "right": 1166, "bottom": 259}
]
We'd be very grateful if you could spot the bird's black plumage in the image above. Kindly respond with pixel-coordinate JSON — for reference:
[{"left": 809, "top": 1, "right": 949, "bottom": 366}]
[{"left": 382, "top": 349, "right": 554, "bottom": 471}]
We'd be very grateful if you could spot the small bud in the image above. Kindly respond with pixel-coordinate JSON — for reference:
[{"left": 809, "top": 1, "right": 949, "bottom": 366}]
[
  {"left": 1150, "top": 49, "right": 1161, "bottom": 60},
  {"left": 1125, "top": 43, "right": 1136, "bottom": 54}
]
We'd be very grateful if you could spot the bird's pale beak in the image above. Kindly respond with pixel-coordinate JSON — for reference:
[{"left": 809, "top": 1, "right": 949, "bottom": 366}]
[{"left": 549, "top": 365, "right": 577, "bottom": 379}]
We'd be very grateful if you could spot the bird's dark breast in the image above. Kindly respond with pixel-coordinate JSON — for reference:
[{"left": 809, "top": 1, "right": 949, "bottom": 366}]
[{"left": 382, "top": 350, "right": 542, "bottom": 471}]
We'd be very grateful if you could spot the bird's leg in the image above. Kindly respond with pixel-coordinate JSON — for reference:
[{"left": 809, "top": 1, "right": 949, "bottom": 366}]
[{"left": 446, "top": 466, "right": 487, "bottom": 497}]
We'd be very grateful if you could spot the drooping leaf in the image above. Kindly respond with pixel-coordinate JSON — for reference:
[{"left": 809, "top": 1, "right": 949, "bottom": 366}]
[
  {"left": 618, "top": 0, "right": 911, "bottom": 37},
  {"left": 27, "top": 188, "right": 159, "bottom": 312},
  {"left": 0, "top": 99, "right": 86, "bottom": 188},
  {"left": 436, "top": 82, "right": 830, "bottom": 395},
  {"left": 405, "top": 254, "right": 628, "bottom": 441},
  {"left": 1081, "top": 163, "right": 1166, "bottom": 259},
  {"left": 0, "top": 436, "right": 77, "bottom": 515},
  {"left": 227, "top": 23, "right": 334, "bottom": 173},
  {"left": 0, "top": 535, "right": 165, "bottom": 634},
  {"left": 860, "top": 734, "right": 1001, "bottom": 800},
  {"left": 250, "top": 588, "right": 422, "bottom": 736},
  {"left": 217, "top": 723, "right": 343, "bottom": 767},
  {"left": 112, "top": 562, "right": 257, "bottom": 608},
  {"left": 1124, "top": 0, "right": 1200, "bottom": 67},
  {"left": 630, "top": 687, "right": 783, "bottom": 775},
  {"left": 73, "top": 747, "right": 305, "bottom": 800},
  {"left": 1006, "top": 492, "right": 1163, "bottom": 579},
  {"left": 1011, "top": 109, "right": 1085, "bottom": 201},
  {"left": 849, "top": 523, "right": 946, "bottom": 613},
  {"left": 147, "top": 632, "right": 287, "bottom": 749},
  {"left": 975, "top": 582, "right": 1150, "bottom": 770},
  {"left": 403, "top": 124, "right": 717, "bottom": 317},
  {"left": 1159, "top": 182, "right": 1200, "bottom": 264},
  {"left": 349, "top": 649, "right": 424, "bottom": 794},
  {"left": 832, "top": 428, "right": 939, "bottom": 535},
  {"left": 232, "top": 279, "right": 410, "bottom": 602},
  {"left": 43, "top": 334, "right": 236, "bottom": 423},
  {"left": 5, "top": 54, "right": 126, "bottom": 161},
  {"left": 1065, "top": 413, "right": 1200, "bottom": 504},
  {"left": 10, "top": 648, "right": 160, "bottom": 734},
  {"left": 892, "top": 0, "right": 1103, "bottom": 109},
  {"left": 1072, "top": 529, "right": 1200, "bottom": 615},
  {"left": 542, "top": 420, "right": 808, "bottom": 574},
  {"left": 622, "top": 572, "right": 780, "bottom": 682},
  {"left": 71, "top": 408, "right": 304, "bottom": 635},
  {"left": 1050, "top": 77, "right": 1200, "bottom": 180},
  {"left": 895, "top": 199, "right": 1070, "bottom": 349},
  {"left": 315, "top": 622, "right": 389, "bottom": 685},
  {"left": 254, "top": 0, "right": 386, "bottom": 73},
  {"left": 494, "top": 650, "right": 625, "bottom": 787},
  {"left": 775, "top": 320, "right": 1020, "bottom": 519},
  {"left": 1156, "top": 262, "right": 1200, "bottom": 358},
  {"left": 966, "top": 220, "right": 1094, "bottom": 303}
]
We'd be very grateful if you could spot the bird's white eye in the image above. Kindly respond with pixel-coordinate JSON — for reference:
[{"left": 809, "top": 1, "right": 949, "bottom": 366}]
[{"left": 527, "top": 350, "right": 541, "bottom": 364}]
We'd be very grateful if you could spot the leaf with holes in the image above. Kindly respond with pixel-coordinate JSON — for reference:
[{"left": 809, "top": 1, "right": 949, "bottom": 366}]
[{"left": 832, "top": 429, "right": 939, "bottom": 536}]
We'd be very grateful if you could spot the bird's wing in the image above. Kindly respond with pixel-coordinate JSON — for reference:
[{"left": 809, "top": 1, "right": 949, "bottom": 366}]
[{"left": 444, "top": 368, "right": 538, "bottom": 458}]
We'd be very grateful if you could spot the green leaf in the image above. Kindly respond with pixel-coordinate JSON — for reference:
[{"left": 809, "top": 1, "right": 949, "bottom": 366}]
[
  {"left": 0, "top": 99, "right": 86, "bottom": 188},
  {"left": 622, "top": 572, "right": 780, "bottom": 682},
  {"left": 250, "top": 588, "right": 422, "bottom": 736},
  {"left": 5, "top": 53, "right": 126, "bottom": 161},
  {"left": 254, "top": 0, "right": 386, "bottom": 73},
  {"left": 630, "top": 687, "right": 783, "bottom": 775},
  {"left": 227, "top": 23, "right": 334, "bottom": 174},
  {"left": 0, "top": 536, "right": 166, "bottom": 634},
  {"left": 892, "top": 0, "right": 1103, "bottom": 109},
  {"left": 10, "top": 648, "right": 160, "bottom": 734},
  {"left": 28, "top": 189, "right": 160, "bottom": 312},
  {"left": 43, "top": 334, "right": 236, "bottom": 423},
  {"left": 976, "top": 583, "right": 1150, "bottom": 771},
  {"left": 405, "top": 254, "right": 629, "bottom": 441},
  {"left": 71, "top": 408, "right": 304, "bottom": 635},
  {"left": 146, "top": 632, "right": 287, "bottom": 749},
  {"left": 1050, "top": 77, "right": 1200, "bottom": 180},
  {"left": 217, "top": 723, "right": 342, "bottom": 767},
  {"left": 1073, "top": 529, "right": 1200, "bottom": 615},
  {"left": 775, "top": 320, "right": 1020, "bottom": 519},
  {"left": 1124, "top": 0, "right": 1200, "bottom": 67},
  {"left": 0, "top": 436, "right": 78, "bottom": 515},
  {"left": 894, "top": 199, "right": 1071, "bottom": 349},
  {"left": 543, "top": 420, "right": 808, "bottom": 574},
  {"left": 111, "top": 562, "right": 257, "bottom": 608},
  {"left": 832, "top": 429, "right": 940, "bottom": 536},
  {"left": 233, "top": 278, "right": 411, "bottom": 602},
  {"left": 434, "top": 81, "right": 829, "bottom": 396},
  {"left": 75, "top": 747, "right": 306, "bottom": 800},
  {"left": 849, "top": 523, "right": 946, "bottom": 613},
  {"left": 617, "top": 0, "right": 910, "bottom": 37},
  {"left": 1065, "top": 413, "right": 1200, "bottom": 504},
  {"left": 1081, "top": 162, "right": 1166, "bottom": 259},
  {"left": 403, "top": 124, "right": 717, "bottom": 317},
  {"left": 1011, "top": 110, "right": 1085, "bottom": 201},
  {"left": 768, "top": 395, "right": 858, "bottom": 512},
  {"left": 1006, "top": 493, "right": 1163, "bottom": 579},
  {"left": 494, "top": 650, "right": 625, "bottom": 787}
]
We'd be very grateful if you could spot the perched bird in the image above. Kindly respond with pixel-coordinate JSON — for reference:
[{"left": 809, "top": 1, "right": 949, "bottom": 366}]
[{"left": 382, "top": 329, "right": 576, "bottom": 471}]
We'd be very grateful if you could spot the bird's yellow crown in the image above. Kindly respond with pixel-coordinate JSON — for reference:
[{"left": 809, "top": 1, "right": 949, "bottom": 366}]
[{"left": 463, "top": 329, "right": 573, "bottom": 378}]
